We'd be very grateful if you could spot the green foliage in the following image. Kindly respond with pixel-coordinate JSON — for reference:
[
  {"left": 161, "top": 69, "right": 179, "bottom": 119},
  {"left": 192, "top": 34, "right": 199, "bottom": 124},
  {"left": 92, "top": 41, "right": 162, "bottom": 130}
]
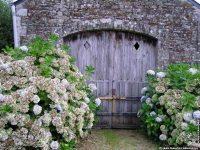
[
  {"left": 67, "top": 75, "right": 77, "bottom": 82},
  {"left": 37, "top": 90, "right": 50, "bottom": 111},
  {"left": 3, "top": 35, "right": 54, "bottom": 59},
  {"left": 69, "top": 57, "right": 76, "bottom": 64},
  {"left": 167, "top": 64, "right": 199, "bottom": 90},
  {"left": 85, "top": 65, "right": 95, "bottom": 79},
  {"left": 28, "top": 36, "right": 54, "bottom": 57},
  {"left": 85, "top": 65, "right": 95, "bottom": 74},
  {"left": 0, "top": 105, "right": 12, "bottom": 114},
  {"left": 48, "top": 34, "right": 59, "bottom": 42},
  {"left": 38, "top": 55, "right": 54, "bottom": 77},
  {"left": 60, "top": 140, "right": 76, "bottom": 150},
  {"left": 181, "top": 92, "right": 197, "bottom": 111},
  {"left": 3, "top": 46, "right": 27, "bottom": 59},
  {"left": 61, "top": 44, "right": 71, "bottom": 54},
  {"left": 185, "top": 123, "right": 198, "bottom": 135},
  {"left": 0, "top": 0, "right": 13, "bottom": 50}
]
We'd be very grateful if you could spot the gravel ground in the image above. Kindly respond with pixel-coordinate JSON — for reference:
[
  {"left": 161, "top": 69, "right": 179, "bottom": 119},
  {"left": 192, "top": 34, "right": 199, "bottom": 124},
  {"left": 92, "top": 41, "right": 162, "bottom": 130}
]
[{"left": 76, "top": 129, "right": 159, "bottom": 150}]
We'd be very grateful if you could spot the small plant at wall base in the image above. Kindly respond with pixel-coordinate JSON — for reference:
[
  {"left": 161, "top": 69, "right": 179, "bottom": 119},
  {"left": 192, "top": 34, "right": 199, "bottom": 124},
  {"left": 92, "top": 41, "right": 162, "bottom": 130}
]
[
  {"left": 138, "top": 64, "right": 200, "bottom": 147},
  {"left": 0, "top": 34, "right": 101, "bottom": 149}
]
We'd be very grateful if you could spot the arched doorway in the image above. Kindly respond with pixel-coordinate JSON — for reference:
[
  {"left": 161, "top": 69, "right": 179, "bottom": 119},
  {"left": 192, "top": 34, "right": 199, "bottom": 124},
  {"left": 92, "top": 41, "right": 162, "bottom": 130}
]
[{"left": 64, "top": 30, "right": 157, "bottom": 128}]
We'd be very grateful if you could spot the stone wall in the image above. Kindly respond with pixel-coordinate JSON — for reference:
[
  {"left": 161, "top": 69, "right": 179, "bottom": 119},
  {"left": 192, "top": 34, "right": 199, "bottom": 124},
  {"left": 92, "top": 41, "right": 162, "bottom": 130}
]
[{"left": 14, "top": 0, "right": 200, "bottom": 68}]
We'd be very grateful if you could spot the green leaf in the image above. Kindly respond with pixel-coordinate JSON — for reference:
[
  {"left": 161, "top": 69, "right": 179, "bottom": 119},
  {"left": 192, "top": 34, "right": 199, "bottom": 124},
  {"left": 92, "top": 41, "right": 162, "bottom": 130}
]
[
  {"left": 39, "top": 64, "right": 52, "bottom": 77},
  {"left": 44, "top": 55, "right": 54, "bottom": 65},
  {"left": 60, "top": 140, "right": 76, "bottom": 150},
  {"left": 49, "top": 34, "right": 59, "bottom": 42},
  {"left": 0, "top": 105, "right": 12, "bottom": 114},
  {"left": 67, "top": 75, "right": 77, "bottom": 82},
  {"left": 69, "top": 57, "right": 76, "bottom": 64},
  {"left": 85, "top": 65, "right": 95, "bottom": 74},
  {"left": 181, "top": 92, "right": 196, "bottom": 111},
  {"left": 28, "top": 36, "right": 54, "bottom": 57},
  {"left": 3, "top": 46, "right": 26, "bottom": 59},
  {"left": 62, "top": 44, "right": 71, "bottom": 52}
]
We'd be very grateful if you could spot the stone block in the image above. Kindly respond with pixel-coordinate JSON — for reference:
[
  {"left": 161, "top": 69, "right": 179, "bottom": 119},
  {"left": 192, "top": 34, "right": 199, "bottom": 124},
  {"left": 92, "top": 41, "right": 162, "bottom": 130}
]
[
  {"left": 17, "top": 9, "right": 28, "bottom": 17},
  {"left": 20, "top": 26, "right": 27, "bottom": 36}
]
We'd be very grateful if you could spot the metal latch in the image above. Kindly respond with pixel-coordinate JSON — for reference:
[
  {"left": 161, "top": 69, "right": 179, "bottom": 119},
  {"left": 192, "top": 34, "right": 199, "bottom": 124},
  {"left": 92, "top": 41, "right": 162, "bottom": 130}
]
[{"left": 98, "top": 89, "right": 126, "bottom": 100}]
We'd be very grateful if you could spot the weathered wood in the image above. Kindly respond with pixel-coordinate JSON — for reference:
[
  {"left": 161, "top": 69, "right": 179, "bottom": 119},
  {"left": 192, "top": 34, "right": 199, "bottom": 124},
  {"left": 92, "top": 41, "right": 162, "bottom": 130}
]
[{"left": 65, "top": 30, "right": 156, "bottom": 128}]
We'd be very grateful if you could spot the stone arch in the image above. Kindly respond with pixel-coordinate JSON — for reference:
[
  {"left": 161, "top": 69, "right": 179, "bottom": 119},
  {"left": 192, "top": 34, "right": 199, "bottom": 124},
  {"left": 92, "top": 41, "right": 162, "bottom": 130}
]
[{"left": 62, "top": 19, "right": 160, "bottom": 40}]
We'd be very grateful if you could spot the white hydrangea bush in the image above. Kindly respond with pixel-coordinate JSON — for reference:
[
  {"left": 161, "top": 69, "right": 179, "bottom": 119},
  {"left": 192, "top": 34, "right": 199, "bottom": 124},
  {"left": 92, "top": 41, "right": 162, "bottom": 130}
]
[
  {"left": 138, "top": 64, "right": 200, "bottom": 146},
  {"left": 0, "top": 35, "right": 100, "bottom": 149}
]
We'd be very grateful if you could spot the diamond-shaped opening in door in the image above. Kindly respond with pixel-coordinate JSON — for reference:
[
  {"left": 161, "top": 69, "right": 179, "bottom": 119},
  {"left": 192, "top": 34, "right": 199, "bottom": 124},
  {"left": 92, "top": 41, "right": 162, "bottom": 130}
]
[
  {"left": 134, "top": 42, "right": 140, "bottom": 50},
  {"left": 84, "top": 41, "right": 91, "bottom": 49}
]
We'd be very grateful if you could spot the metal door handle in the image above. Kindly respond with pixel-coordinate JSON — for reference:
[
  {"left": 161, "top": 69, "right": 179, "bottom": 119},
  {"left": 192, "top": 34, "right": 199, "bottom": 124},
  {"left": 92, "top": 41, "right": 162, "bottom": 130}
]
[{"left": 99, "top": 96, "right": 126, "bottom": 100}]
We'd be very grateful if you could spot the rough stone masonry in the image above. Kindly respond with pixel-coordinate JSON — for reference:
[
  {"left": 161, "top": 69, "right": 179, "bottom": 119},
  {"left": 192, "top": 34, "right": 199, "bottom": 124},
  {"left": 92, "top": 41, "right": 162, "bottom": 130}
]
[{"left": 14, "top": 0, "right": 200, "bottom": 68}]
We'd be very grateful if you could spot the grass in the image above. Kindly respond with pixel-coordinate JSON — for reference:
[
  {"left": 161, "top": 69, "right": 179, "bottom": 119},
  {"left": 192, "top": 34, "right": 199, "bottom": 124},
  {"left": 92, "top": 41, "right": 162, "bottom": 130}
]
[
  {"left": 76, "top": 129, "right": 159, "bottom": 150},
  {"left": 99, "top": 130, "right": 119, "bottom": 146}
]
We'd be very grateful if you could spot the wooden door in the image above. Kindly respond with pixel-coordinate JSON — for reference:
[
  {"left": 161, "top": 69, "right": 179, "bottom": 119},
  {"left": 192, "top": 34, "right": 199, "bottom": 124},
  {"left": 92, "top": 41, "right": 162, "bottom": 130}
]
[{"left": 64, "top": 31, "right": 157, "bottom": 128}]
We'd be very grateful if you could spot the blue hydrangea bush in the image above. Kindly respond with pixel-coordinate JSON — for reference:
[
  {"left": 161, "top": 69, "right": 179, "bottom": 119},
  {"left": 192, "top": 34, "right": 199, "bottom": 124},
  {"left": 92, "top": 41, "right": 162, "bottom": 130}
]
[
  {"left": 0, "top": 35, "right": 101, "bottom": 149},
  {"left": 138, "top": 64, "right": 200, "bottom": 146}
]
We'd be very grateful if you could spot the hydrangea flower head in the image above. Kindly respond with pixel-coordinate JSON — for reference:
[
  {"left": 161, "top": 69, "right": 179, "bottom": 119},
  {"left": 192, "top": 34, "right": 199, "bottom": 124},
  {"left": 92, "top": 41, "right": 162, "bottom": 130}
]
[
  {"left": 0, "top": 62, "right": 10, "bottom": 69},
  {"left": 159, "top": 134, "right": 167, "bottom": 141},
  {"left": 84, "top": 97, "right": 90, "bottom": 104},
  {"left": 156, "top": 72, "right": 166, "bottom": 78},
  {"left": 33, "top": 104, "right": 42, "bottom": 115},
  {"left": 50, "top": 141, "right": 59, "bottom": 150},
  {"left": 20, "top": 90, "right": 28, "bottom": 97},
  {"left": 95, "top": 98, "right": 101, "bottom": 106},
  {"left": 56, "top": 105, "right": 62, "bottom": 113},
  {"left": 146, "top": 98, "right": 151, "bottom": 104},
  {"left": 88, "top": 83, "right": 97, "bottom": 91},
  {"left": 61, "top": 79, "right": 69, "bottom": 88},
  {"left": 31, "top": 95, "right": 40, "bottom": 103},
  {"left": 183, "top": 112, "right": 193, "bottom": 122},
  {"left": 0, "top": 94, "right": 5, "bottom": 102},
  {"left": 141, "top": 87, "right": 148, "bottom": 94},
  {"left": 147, "top": 70, "right": 155, "bottom": 75},
  {"left": 150, "top": 111, "right": 156, "bottom": 116},
  {"left": 0, "top": 129, "right": 8, "bottom": 141},
  {"left": 155, "top": 117, "right": 162, "bottom": 122},
  {"left": 19, "top": 46, "right": 28, "bottom": 52},
  {"left": 193, "top": 111, "right": 200, "bottom": 119},
  {"left": 181, "top": 122, "right": 188, "bottom": 130},
  {"left": 140, "top": 96, "right": 148, "bottom": 102},
  {"left": 188, "top": 68, "right": 198, "bottom": 75},
  {"left": 196, "top": 96, "right": 200, "bottom": 101},
  {"left": 155, "top": 86, "right": 165, "bottom": 93},
  {"left": 87, "top": 123, "right": 93, "bottom": 129}
]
